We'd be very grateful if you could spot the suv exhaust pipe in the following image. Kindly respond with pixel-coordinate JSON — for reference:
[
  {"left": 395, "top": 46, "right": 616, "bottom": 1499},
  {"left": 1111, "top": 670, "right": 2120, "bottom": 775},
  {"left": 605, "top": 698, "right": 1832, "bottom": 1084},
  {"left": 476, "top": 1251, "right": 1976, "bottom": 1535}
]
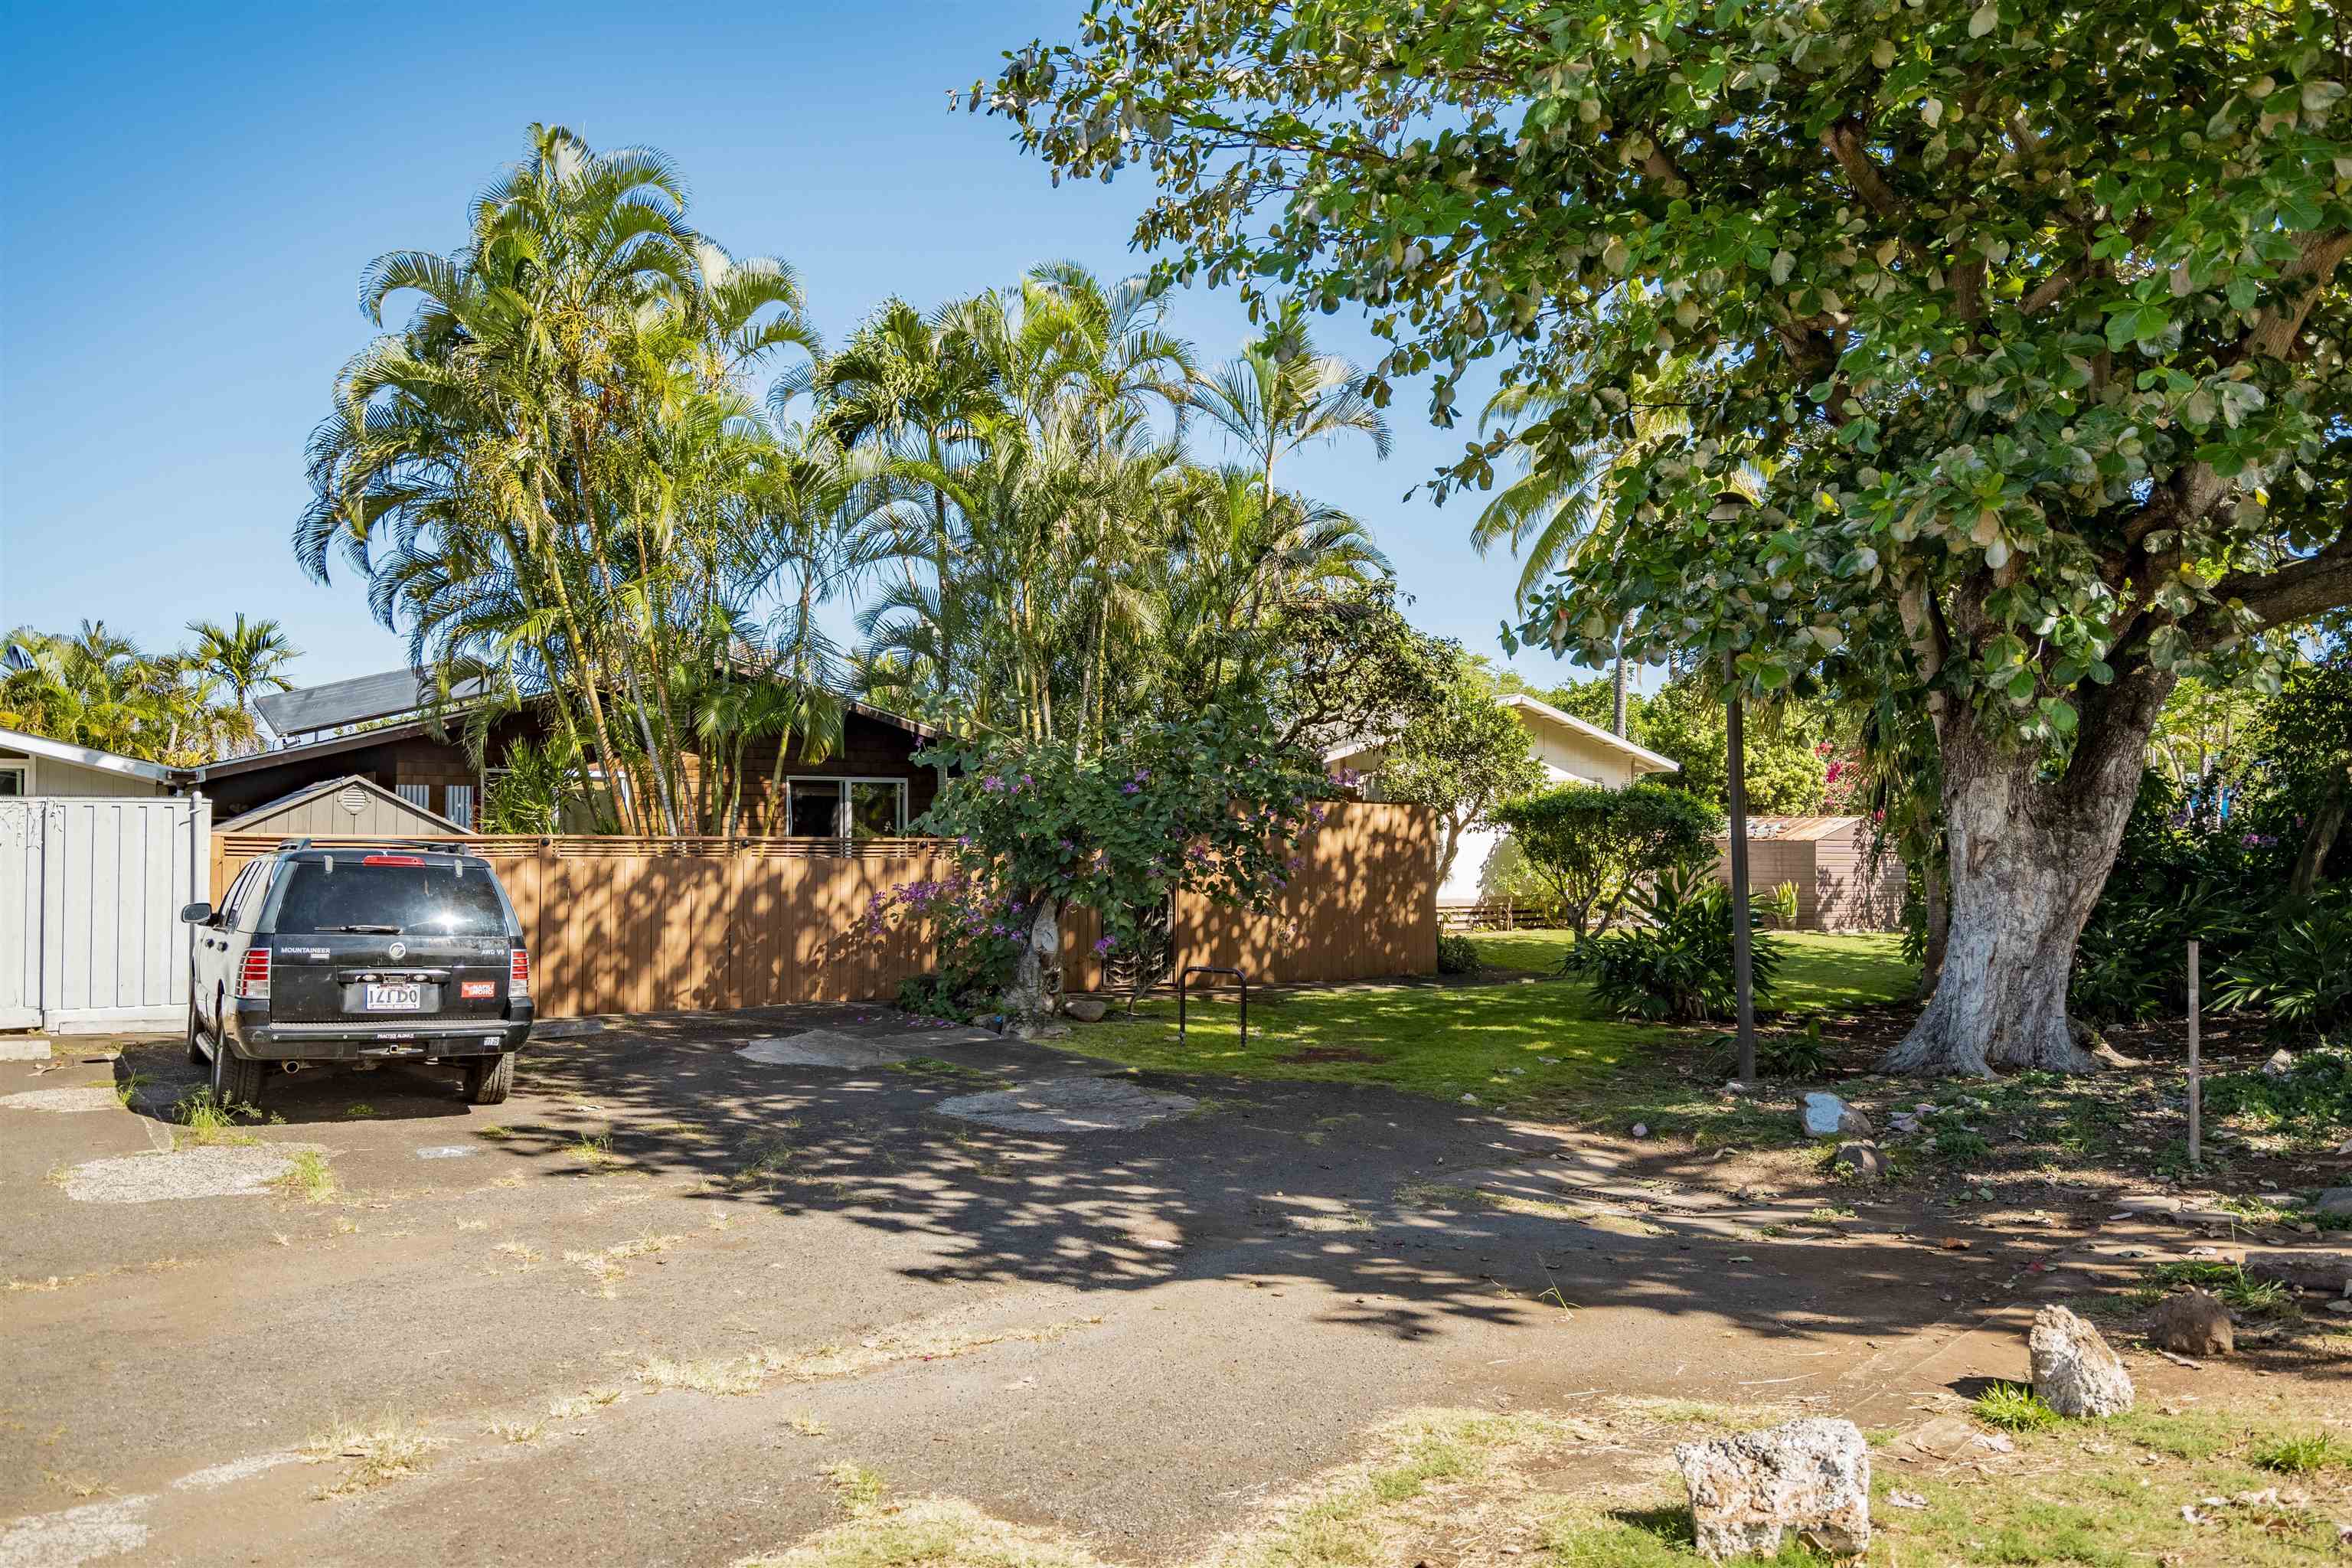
[{"left": 281, "top": 1061, "right": 305, "bottom": 1076}]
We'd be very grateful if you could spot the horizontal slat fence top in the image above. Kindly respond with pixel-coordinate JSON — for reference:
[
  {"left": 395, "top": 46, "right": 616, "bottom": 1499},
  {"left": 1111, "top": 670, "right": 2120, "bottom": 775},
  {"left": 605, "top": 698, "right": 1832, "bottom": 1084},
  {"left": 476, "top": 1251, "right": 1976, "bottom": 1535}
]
[{"left": 209, "top": 803, "right": 1435, "bottom": 1020}]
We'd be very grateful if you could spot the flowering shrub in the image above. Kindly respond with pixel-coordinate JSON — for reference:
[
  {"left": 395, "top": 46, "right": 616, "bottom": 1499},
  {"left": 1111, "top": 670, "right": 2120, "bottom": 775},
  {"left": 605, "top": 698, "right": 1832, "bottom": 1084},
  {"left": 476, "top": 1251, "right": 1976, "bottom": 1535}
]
[
  {"left": 897, "top": 711, "right": 1334, "bottom": 1017},
  {"left": 864, "top": 871, "right": 1029, "bottom": 1021}
]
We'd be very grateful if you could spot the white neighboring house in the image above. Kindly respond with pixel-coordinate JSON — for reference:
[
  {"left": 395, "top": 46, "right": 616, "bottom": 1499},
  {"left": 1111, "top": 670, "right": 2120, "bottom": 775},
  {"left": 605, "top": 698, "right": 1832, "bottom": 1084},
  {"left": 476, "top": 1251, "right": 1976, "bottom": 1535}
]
[
  {"left": 0, "top": 727, "right": 209, "bottom": 1034},
  {"left": 0, "top": 726, "right": 175, "bottom": 799},
  {"left": 1326, "top": 695, "right": 1681, "bottom": 907}
]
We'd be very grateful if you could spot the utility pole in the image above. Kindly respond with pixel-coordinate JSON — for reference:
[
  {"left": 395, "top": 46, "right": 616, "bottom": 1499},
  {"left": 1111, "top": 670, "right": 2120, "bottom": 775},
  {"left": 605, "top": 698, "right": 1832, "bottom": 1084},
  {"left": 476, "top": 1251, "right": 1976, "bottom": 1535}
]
[{"left": 1726, "top": 651, "right": 1756, "bottom": 1083}]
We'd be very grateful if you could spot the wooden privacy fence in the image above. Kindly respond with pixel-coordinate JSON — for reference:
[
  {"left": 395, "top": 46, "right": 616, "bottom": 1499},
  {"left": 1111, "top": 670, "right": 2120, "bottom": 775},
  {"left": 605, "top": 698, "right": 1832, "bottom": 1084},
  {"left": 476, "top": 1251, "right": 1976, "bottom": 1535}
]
[{"left": 211, "top": 802, "right": 1436, "bottom": 1020}]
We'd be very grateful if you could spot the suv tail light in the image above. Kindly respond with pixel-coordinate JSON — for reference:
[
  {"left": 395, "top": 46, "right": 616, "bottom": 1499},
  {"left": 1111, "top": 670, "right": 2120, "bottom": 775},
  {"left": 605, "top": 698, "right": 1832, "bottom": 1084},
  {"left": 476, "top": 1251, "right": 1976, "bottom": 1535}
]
[
  {"left": 509, "top": 946, "right": 530, "bottom": 1000},
  {"left": 236, "top": 948, "right": 272, "bottom": 1000}
]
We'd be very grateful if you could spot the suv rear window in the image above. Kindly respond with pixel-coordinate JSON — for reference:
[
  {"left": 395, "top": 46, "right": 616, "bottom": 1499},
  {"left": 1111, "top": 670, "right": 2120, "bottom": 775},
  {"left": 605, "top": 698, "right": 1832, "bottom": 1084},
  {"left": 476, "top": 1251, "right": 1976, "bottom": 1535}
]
[{"left": 268, "top": 858, "right": 509, "bottom": 936}]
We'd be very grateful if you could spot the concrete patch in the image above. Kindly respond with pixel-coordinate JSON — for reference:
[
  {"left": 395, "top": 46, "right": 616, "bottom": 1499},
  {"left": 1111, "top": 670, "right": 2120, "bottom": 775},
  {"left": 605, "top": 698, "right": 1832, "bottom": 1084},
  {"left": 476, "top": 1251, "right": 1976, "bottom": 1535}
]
[
  {"left": 60, "top": 1145, "right": 325, "bottom": 1204},
  {"left": 0, "top": 1495, "right": 150, "bottom": 1568},
  {"left": 935, "top": 1076, "right": 1197, "bottom": 1133},
  {"left": 0, "top": 1088, "right": 120, "bottom": 1114},
  {"left": 737, "top": 1027, "right": 992, "bottom": 1069},
  {"left": 414, "top": 1145, "right": 478, "bottom": 1160},
  {"left": 0, "top": 1038, "right": 54, "bottom": 1062},
  {"left": 171, "top": 1452, "right": 298, "bottom": 1491}
]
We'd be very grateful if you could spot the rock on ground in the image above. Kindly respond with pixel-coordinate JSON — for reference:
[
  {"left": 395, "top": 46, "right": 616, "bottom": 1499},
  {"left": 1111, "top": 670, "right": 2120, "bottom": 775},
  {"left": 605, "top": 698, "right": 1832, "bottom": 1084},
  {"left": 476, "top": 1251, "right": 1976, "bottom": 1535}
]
[
  {"left": 1831, "top": 1143, "right": 1885, "bottom": 1178},
  {"left": 1799, "top": 1092, "right": 1872, "bottom": 1138},
  {"left": 1062, "top": 998, "right": 1109, "bottom": 1023},
  {"left": 2029, "top": 1305, "right": 2135, "bottom": 1416},
  {"left": 2148, "top": 1289, "right": 2234, "bottom": 1356},
  {"left": 2312, "top": 1187, "right": 2352, "bottom": 1218},
  {"left": 1674, "top": 1416, "right": 1870, "bottom": 1562}
]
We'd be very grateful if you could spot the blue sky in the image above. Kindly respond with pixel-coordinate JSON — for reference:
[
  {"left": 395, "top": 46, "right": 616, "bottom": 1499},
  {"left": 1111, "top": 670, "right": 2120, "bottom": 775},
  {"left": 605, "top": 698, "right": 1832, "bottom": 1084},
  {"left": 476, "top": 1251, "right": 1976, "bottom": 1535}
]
[{"left": 2, "top": 1, "right": 1617, "bottom": 695}]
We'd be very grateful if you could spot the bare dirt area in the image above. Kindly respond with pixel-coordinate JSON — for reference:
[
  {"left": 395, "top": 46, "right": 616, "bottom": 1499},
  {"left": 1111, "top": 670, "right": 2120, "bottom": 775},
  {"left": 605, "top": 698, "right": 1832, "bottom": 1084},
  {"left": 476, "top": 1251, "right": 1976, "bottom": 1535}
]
[{"left": 2, "top": 1011, "right": 2345, "bottom": 1567}]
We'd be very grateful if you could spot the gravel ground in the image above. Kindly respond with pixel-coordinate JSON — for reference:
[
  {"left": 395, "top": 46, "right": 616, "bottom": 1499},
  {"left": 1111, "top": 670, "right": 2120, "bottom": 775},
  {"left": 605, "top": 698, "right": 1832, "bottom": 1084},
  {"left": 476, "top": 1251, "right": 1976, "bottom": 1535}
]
[
  {"left": 0, "top": 1087, "right": 120, "bottom": 1114},
  {"left": 737, "top": 1026, "right": 997, "bottom": 1068},
  {"left": 936, "top": 1075, "right": 1199, "bottom": 1132},
  {"left": 58, "top": 1144, "right": 325, "bottom": 1204}
]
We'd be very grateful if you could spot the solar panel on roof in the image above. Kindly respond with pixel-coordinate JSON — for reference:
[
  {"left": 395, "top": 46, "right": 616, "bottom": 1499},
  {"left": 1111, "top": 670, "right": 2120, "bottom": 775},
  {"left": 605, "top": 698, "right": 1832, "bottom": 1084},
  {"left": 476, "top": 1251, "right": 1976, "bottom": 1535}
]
[{"left": 255, "top": 668, "right": 487, "bottom": 736}]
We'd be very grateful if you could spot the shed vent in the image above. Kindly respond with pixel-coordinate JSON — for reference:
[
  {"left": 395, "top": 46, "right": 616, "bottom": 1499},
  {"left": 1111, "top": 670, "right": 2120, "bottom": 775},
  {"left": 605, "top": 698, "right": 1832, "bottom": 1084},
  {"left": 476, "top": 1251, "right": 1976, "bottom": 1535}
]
[{"left": 338, "top": 784, "right": 367, "bottom": 816}]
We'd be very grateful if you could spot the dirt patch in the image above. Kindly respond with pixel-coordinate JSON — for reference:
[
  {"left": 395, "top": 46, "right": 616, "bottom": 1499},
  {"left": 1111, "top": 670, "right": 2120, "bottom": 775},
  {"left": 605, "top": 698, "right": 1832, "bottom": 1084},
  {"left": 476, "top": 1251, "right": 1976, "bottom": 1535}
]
[
  {"left": 60, "top": 1145, "right": 326, "bottom": 1204},
  {"left": 933, "top": 1076, "right": 1197, "bottom": 1132}
]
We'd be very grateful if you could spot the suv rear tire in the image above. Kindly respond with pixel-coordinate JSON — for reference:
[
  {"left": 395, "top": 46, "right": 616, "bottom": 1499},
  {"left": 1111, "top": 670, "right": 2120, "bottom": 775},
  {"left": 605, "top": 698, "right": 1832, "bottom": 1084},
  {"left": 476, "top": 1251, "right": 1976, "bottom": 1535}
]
[
  {"left": 211, "top": 1034, "right": 266, "bottom": 1109},
  {"left": 461, "top": 1053, "right": 514, "bottom": 1106}
]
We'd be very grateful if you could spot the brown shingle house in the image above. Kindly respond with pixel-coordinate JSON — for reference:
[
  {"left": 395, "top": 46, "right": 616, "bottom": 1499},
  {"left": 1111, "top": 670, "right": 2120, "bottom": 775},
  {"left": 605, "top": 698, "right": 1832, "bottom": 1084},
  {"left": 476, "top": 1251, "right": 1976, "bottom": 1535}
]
[{"left": 198, "top": 668, "right": 942, "bottom": 836}]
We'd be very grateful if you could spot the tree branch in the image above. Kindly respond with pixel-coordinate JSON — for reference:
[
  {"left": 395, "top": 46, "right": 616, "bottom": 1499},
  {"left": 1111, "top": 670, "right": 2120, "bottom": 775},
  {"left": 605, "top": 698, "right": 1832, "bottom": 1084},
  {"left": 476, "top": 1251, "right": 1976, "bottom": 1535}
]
[
  {"left": 1820, "top": 119, "right": 1898, "bottom": 217},
  {"left": 2240, "top": 230, "right": 2352, "bottom": 362},
  {"left": 2213, "top": 536, "right": 2352, "bottom": 629}
]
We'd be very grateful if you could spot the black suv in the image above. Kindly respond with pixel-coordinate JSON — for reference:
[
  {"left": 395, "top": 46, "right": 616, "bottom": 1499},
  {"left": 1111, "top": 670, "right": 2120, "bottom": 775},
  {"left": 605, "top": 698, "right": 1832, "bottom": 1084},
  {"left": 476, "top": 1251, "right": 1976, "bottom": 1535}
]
[{"left": 182, "top": 841, "right": 533, "bottom": 1107}]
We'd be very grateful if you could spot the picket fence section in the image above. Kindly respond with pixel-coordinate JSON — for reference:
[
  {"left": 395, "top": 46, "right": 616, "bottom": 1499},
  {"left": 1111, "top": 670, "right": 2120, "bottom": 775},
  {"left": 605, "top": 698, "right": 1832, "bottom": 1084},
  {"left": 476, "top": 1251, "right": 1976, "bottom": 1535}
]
[{"left": 212, "top": 802, "right": 1436, "bottom": 1021}]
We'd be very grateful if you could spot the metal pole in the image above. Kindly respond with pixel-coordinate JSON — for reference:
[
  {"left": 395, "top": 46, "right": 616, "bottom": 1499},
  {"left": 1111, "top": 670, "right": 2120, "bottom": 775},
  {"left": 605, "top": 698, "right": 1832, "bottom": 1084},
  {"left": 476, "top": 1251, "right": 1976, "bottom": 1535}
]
[
  {"left": 1725, "top": 655, "right": 1756, "bottom": 1083},
  {"left": 2187, "top": 939, "right": 2201, "bottom": 1169}
]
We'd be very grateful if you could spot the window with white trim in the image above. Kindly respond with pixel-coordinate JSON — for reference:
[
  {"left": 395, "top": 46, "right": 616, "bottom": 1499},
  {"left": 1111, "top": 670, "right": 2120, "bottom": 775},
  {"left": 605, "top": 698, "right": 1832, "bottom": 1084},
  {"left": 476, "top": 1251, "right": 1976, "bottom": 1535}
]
[
  {"left": 0, "top": 766, "right": 24, "bottom": 797},
  {"left": 784, "top": 776, "right": 906, "bottom": 838},
  {"left": 444, "top": 784, "right": 476, "bottom": 831}
]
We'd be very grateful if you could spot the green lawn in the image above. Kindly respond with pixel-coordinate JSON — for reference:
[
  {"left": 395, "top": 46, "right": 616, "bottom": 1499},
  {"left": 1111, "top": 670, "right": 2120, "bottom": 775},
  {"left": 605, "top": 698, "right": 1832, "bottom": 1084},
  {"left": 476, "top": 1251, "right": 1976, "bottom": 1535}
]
[{"left": 1070, "top": 931, "right": 1914, "bottom": 1112}]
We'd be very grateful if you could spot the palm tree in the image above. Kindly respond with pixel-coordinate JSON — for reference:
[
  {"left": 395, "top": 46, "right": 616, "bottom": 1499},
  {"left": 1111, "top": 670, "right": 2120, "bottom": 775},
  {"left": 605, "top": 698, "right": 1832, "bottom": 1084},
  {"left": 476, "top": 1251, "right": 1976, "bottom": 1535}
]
[
  {"left": 1191, "top": 301, "right": 1391, "bottom": 497},
  {"left": 0, "top": 622, "right": 250, "bottom": 763},
  {"left": 300, "top": 124, "right": 825, "bottom": 834},
  {"left": 1472, "top": 382, "right": 1724, "bottom": 735},
  {"left": 186, "top": 615, "right": 299, "bottom": 750}
]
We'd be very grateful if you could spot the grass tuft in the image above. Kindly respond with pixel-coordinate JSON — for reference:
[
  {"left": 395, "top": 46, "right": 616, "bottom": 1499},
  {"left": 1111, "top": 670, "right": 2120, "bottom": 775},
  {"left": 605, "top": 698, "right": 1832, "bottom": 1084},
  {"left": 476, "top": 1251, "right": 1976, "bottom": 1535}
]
[
  {"left": 303, "top": 1412, "right": 437, "bottom": 1496},
  {"left": 174, "top": 1089, "right": 259, "bottom": 1147},
  {"left": 1972, "top": 1382, "right": 2062, "bottom": 1432},
  {"left": 276, "top": 1151, "right": 338, "bottom": 1204},
  {"left": 2249, "top": 1430, "right": 2348, "bottom": 1473}
]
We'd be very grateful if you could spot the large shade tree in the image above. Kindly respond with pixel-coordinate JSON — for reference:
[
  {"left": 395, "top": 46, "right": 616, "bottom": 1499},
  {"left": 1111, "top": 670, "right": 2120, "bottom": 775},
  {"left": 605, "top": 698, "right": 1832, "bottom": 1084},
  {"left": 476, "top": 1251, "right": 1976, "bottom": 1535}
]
[{"left": 982, "top": 0, "right": 2352, "bottom": 1074}]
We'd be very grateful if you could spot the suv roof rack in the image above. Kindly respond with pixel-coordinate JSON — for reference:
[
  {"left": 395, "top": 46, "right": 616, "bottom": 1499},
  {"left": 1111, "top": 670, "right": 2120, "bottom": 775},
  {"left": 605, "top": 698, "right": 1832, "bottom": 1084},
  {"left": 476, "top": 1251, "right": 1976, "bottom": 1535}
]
[{"left": 273, "top": 838, "right": 483, "bottom": 857}]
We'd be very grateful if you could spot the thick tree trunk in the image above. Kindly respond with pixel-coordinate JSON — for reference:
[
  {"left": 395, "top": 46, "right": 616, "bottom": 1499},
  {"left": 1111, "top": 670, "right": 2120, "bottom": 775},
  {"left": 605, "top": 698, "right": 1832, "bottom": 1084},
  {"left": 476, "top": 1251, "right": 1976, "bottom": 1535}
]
[
  {"left": 2288, "top": 764, "right": 2347, "bottom": 897},
  {"left": 1006, "top": 895, "right": 1063, "bottom": 1032},
  {"left": 1880, "top": 670, "right": 2174, "bottom": 1076}
]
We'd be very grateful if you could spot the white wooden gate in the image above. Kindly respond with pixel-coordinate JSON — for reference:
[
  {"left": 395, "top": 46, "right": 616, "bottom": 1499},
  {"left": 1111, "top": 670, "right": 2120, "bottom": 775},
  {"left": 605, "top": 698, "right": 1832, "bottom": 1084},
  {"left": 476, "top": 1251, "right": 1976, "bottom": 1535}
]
[{"left": 0, "top": 796, "right": 211, "bottom": 1034}]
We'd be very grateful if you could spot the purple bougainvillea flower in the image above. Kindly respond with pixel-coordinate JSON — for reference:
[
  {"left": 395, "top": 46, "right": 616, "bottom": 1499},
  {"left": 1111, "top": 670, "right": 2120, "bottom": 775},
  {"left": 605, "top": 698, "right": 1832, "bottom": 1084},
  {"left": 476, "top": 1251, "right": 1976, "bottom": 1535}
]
[{"left": 1093, "top": 936, "right": 1116, "bottom": 956}]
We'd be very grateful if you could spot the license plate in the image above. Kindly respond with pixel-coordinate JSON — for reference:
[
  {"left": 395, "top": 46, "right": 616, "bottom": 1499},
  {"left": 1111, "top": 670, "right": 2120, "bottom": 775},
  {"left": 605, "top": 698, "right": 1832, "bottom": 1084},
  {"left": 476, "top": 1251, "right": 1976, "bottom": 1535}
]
[{"left": 364, "top": 983, "right": 423, "bottom": 1011}]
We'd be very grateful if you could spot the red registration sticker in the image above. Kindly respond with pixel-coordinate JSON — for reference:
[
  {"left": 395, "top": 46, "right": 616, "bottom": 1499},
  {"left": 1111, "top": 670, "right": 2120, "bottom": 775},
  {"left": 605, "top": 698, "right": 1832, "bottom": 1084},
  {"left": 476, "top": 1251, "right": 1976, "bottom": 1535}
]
[{"left": 460, "top": 980, "right": 496, "bottom": 999}]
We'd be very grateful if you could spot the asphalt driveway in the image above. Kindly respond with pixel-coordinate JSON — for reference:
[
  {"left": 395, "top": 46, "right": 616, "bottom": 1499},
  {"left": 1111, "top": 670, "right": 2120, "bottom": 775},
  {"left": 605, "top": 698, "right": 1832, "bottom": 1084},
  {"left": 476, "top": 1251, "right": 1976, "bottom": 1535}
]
[{"left": 2, "top": 1009, "right": 1971, "bottom": 1567}]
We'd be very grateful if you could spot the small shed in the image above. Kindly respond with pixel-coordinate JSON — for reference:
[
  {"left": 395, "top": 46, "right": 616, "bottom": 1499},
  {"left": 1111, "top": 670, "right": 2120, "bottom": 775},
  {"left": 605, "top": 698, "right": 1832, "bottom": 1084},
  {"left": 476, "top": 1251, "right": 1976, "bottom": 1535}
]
[
  {"left": 213, "top": 773, "right": 473, "bottom": 838},
  {"left": 1712, "top": 815, "right": 1903, "bottom": 933}
]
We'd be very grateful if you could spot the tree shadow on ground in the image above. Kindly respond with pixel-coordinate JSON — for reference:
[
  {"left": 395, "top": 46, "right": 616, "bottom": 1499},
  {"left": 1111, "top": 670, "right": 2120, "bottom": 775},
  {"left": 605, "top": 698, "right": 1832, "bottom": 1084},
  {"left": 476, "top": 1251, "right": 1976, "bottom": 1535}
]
[{"left": 352, "top": 1005, "right": 2001, "bottom": 1354}]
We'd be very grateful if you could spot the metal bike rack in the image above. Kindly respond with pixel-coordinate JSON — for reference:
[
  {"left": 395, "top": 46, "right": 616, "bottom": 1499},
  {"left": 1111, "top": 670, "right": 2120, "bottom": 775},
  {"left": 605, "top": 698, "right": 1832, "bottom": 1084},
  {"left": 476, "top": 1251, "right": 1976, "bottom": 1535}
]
[{"left": 1176, "top": 965, "right": 1249, "bottom": 1045}]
